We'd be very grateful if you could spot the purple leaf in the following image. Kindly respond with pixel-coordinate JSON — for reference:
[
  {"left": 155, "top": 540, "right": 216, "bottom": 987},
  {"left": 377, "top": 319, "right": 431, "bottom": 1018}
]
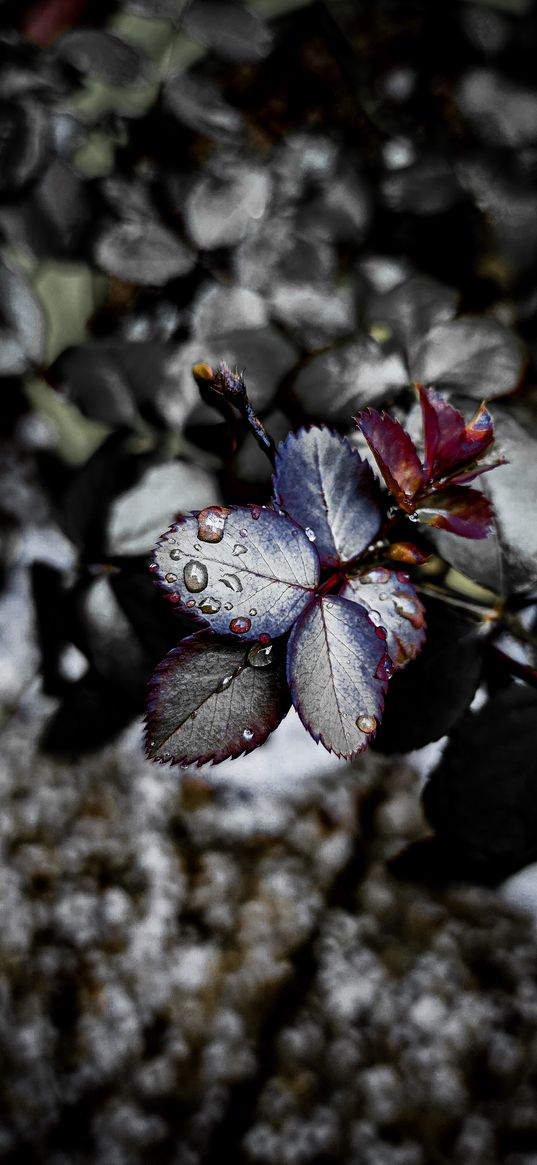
[
  {"left": 146, "top": 632, "right": 290, "bottom": 766},
  {"left": 356, "top": 409, "right": 425, "bottom": 509},
  {"left": 417, "top": 386, "right": 496, "bottom": 480},
  {"left": 286, "top": 595, "right": 390, "bottom": 759},
  {"left": 340, "top": 568, "right": 426, "bottom": 670},
  {"left": 415, "top": 487, "right": 494, "bottom": 538},
  {"left": 272, "top": 427, "right": 383, "bottom": 567},
  {"left": 152, "top": 505, "right": 320, "bottom": 640}
]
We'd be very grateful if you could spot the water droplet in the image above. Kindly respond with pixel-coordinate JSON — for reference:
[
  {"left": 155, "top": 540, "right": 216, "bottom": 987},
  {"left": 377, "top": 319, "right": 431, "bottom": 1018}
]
[
  {"left": 183, "top": 560, "right": 208, "bottom": 593},
  {"left": 356, "top": 714, "right": 377, "bottom": 734},
  {"left": 367, "top": 609, "right": 382, "bottom": 626},
  {"left": 199, "top": 596, "right": 221, "bottom": 614},
  {"left": 229, "top": 617, "right": 251, "bottom": 635},
  {"left": 224, "top": 602, "right": 233, "bottom": 611},
  {"left": 185, "top": 598, "right": 196, "bottom": 608},
  {"left": 168, "top": 594, "right": 180, "bottom": 604},
  {"left": 249, "top": 608, "right": 257, "bottom": 616},
  {"left": 165, "top": 573, "right": 177, "bottom": 583},
  {"left": 360, "top": 568, "right": 391, "bottom": 584},
  {"left": 375, "top": 625, "right": 388, "bottom": 640},
  {"left": 248, "top": 642, "right": 274, "bottom": 668},
  {"left": 291, "top": 529, "right": 298, "bottom": 537},
  {"left": 393, "top": 592, "right": 424, "bottom": 629},
  {"left": 216, "top": 674, "right": 234, "bottom": 692},
  {"left": 194, "top": 543, "right": 202, "bottom": 552},
  {"left": 243, "top": 728, "right": 254, "bottom": 741},
  {"left": 378, "top": 592, "right": 388, "bottom": 601},
  {"left": 219, "top": 573, "right": 243, "bottom": 592},
  {"left": 305, "top": 527, "right": 316, "bottom": 542},
  {"left": 396, "top": 571, "right": 410, "bottom": 583},
  {"left": 197, "top": 506, "right": 230, "bottom": 543},
  {"left": 233, "top": 543, "right": 248, "bottom": 556},
  {"left": 248, "top": 505, "right": 261, "bottom": 520},
  {"left": 408, "top": 512, "right": 419, "bottom": 523},
  {"left": 259, "top": 633, "right": 271, "bottom": 645},
  {"left": 239, "top": 530, "right": 247, "bottom": 537},
  {"left": 376, "top": 656, "right": 393, "bottom": 681},
  {"left": 169, "top": 548, "right": 182, "bottom": 561},
  {"left": 149, "top": 562, "right": 159, "bottom": 572}
]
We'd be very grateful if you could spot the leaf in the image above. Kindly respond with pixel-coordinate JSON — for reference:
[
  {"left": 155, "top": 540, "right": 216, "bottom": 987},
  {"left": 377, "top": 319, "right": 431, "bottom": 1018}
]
[
  {"left": 0, "top": 98, "right": 50, "bottom": 194},
  {"left": 106, "top": 460, "right": 220, "bottom": 556},
  {"left": 356, "top": 409, "right": 425, "bottom": 509},
  {"left": 412, "top": 317, "right": 525, "bottom": 398},
  {"left": 272, "top": 427, "right": 383, "bottom": 568},
  {"left": 373, "top": 598, "right": 483, "bottom": 753},
  {"left": 340, "top": 568, "right": 426, "bottom": 670},
  {"left": 366, "top": 275, "right": 458, "bottom": 370},
  {"left": 152, "top": 505, "right": 320, "bottom": 640},
  {"left": 0, "top": 256, "right": 45, "bottom": 375},
  {"left": 184, "top": 164, "right": 270, "bottom": 250},
  {"left": 422, "top": 686, "right": 537, "bottom": 881},
  {"left": 164, "top": 72, "right": 245, "bottom": 141},
  {"left": 145, "top": 631, "right": 290, "bottom": 766},
  {"left": 181, "top": 1, "right": 273, "bottom": 62},
  {"left": 41, "top": 672, "right": 138, "bottom": 754},
  {"left": 292, "top": 337, "right": 407, "bottom": 422},
  {"left": 431, "top": 410, "right": 537, "bottom": 596},
  {"left": 415, "top": 486, "right": 494, "bottom": 539},
  {"left": 94, "top": 219, "right": 195, "bottom": 286},
  {"left": 53, "top": 30, "right": 147, "bottom": 84},
  {"left": 417, "top": 387, "right": 495, "bottom": 481},
  {"left": 286, "top": 595, "right": 390, "bottom": 758}
]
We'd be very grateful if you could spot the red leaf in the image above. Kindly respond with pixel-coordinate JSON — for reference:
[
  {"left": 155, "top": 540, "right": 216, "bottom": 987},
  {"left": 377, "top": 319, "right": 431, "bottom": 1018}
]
[
  {"left": 417, "top": 387, "right": 495, "bottom": 481},
  {"left": 22, "top": 0, "right": 89, "bottom": 46},
  {"left": 416, "top": 487, "right": 494, "bottom": 538},
  {"left": 356, "top": 409, "right": 425, "bottom": 510}
]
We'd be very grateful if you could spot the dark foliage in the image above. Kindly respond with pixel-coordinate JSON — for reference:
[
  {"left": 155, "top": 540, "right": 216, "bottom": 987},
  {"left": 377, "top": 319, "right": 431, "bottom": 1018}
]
[{"left": 0, "top": 0, "right": 536, "bottom": 890}]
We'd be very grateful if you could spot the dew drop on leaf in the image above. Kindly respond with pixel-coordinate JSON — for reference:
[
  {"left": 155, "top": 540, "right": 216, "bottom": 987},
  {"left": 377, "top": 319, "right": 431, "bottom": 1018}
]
[
  {"left": 249, "top": 608, "right": 257, "bottom": 616},
  {"left": 197, "top": 506, "right": 230, "bottom": 543},
  {"left": 243, "top": 728, "right": 254, "bottom": 741},
  {"left": 233, "top": 543, "right": 248, "bottom": 556},
  {"left": 356, "top": 714, "right": 377, "bottom": 734},
  {"left": 248, "top": 642, "right": 274, "bottom": 668},
  {"left": 376, "top": 656, "right": 393, "bottom": 681},
  {"left": 224, "top": 602, "right": 233, "bottom": 611},
  {"left": 396, "top": 571, "right": 410, "bottom": 582},
  {"left": 183, "top": 560, "right": 208, "bottom": 593},
  {"left": 249, "top": 505, "right": 261, "bottom": 520},
  {"left": 149, "top": 562, "right": 159, "bottom": 572},
  {"left": 194, "top": 543, "right": 202, "bottom": 551},
  {"left": 169, "top": 548, "right": 182, "bottom": 561},
  {"left": 185, "top": 599, "right": 196, "bottom": 608},
  {"left": 375, "top": 625, "right": 388, "bottom": 640},
  {"left": 361, "top": 568, "right": 391, "bottom": 584},
  {"left": 165, "top": 573, "right": 177, "bottom": 583},
  {"left": 220, "top": 573, "right": 243, "bottom": 592},
  {"left": 229, "top": 617, "right": 251, "bottom": 634},
  {"left": 393, "top": 592, "right": 424, "bottom": 628},
  {"left": 305, "top": 527, "right": 316, "bottom": 542},
  {"left": 216, "top": 674, "right": 234, "bottom": 692},
  {"left": 199, "top": 596, "right": 221, "bottom": 614}
]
